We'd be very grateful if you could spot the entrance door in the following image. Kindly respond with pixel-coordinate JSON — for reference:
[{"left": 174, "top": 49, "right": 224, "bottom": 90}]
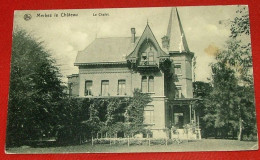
[{"left": 174, "top": 113, "right": 184, "bottom": 129}]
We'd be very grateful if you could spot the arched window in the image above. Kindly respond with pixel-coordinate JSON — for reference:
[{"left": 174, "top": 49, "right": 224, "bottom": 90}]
[
  {"left": 141, "top": 76, "right": 147, "bottom": 93},
  {"left": 148, "top": 76, "right": 154, "bottom": 92}
]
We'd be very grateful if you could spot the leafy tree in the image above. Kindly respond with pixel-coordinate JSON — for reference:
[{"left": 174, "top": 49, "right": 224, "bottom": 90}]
[
  {"left": 202, "top": 6, "right": 256, "bottom": 140},
  {"left": 58, "top": 90, "right": 151, "bottom": 142},
  {"left": 125, "top": 89, "right": 152, "bottom": 135},
  {"left": 224, "top": 6, "right": 252, "bottom": 85},
  {"left": 230, "top": 6, "right": 250, "bottom": 39},
  {"left": 6, "top": 29, "right": 65, "bottom": 146},
  {"left": 207, "top": 61, "right": 239, "bottom": 138},
  {"left": 193, "top": 81, "right": 212, "bottom": 138},
  {"left": 205, "top": 59, "right": 256, "bottom": 140},
  {"left": 55, "top": 98, "right": 91, "bottom": 144},
  {"left": 100, "top": 90, "right": 152, "bottom": 137}
]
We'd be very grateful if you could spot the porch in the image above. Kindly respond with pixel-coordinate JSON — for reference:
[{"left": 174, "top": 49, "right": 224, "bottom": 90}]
[{"left": 168, "top": 98, "right": 201, "bottom": 140}]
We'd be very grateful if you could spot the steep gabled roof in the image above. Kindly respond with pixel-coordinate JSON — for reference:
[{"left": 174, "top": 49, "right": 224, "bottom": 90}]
[
  {"left": 126, "top": 24, "right": 168, "bottom": 60},
  {"left": 75, "top": 23, "right": 168, "bottom": 66},
  {"left": 167, "top": 8, "right": 190, "bottom": 52},
  {"left": 74, "top": 37, "right": 139, "bottom": 65}
]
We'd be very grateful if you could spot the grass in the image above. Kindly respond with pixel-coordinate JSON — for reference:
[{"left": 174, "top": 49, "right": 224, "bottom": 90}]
[{"left": 6, "top": 139, "right": 258, "bottom": 154}]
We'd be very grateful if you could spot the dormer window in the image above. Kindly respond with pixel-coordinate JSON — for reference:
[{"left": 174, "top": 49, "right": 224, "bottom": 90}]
[
  {"left": 140, "top": 51, "right": 155, "bottom": 66},
  {"left": 148, "top": 51, "right": 154, "bottom": 65},
  {"left": 138, "top": 40, "right": 158, "bottom": 68},
  {"left": 141, "top": 52, "right": 148, "bottom": 64}
]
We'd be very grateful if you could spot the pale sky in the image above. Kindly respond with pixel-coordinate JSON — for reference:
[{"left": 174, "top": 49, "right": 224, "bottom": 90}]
[{"left": 13, "top": 5, "right": 249, "bottom": 83}]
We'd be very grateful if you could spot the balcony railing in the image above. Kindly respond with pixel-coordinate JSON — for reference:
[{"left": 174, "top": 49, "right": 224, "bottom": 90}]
[{"left": 139, "top": 61, "right": 157, "bottom": 66}]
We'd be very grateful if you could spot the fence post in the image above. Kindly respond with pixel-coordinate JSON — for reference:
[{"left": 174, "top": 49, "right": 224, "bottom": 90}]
[
  {"left": 109, "top": 136, "right": 111, "bottom": 146},
  {"left": 128, "top": 136, "right": 130, "bottom": 147},
  {"left": 148, "top": 134, "right": 150, "bottom": 146},
  {"left": 187, "top": 129, "right": 189, "bottom": 142},
  {"left": 114, "top": 133, "right": 116, "bottom": 144}
]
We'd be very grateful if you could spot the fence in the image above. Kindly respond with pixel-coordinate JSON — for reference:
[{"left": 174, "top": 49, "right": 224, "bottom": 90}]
[{"left": 90, "top": 135, "right": 185, "bottom": 146}]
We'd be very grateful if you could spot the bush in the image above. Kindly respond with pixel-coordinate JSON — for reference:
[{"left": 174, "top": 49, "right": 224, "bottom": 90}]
[
  {"left": 95, "top": 139, "right": 110, "bottom": 144},
  {"left": 129, "top": 139, "right": 145, "bottom": 145},
  {"left": 242, "top": 134, "right": 258, "bottom": 141},
  {"left": 150, "top": 138, "right": 172, "bottom": 145}
]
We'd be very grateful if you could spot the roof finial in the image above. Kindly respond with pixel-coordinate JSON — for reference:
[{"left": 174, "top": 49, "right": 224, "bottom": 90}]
[{"left": 147, "top": 18, "right": 149, "bottom": 25}]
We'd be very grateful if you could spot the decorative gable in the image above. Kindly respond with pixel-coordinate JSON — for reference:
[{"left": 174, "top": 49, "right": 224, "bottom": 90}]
[{"left": 126, "top": 24, "right": 170, "bottom": 70}]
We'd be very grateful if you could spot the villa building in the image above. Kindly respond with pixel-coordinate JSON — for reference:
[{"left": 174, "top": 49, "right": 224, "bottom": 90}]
[{"left": 68, "top": 8, "right": 200, "bottom": 138}]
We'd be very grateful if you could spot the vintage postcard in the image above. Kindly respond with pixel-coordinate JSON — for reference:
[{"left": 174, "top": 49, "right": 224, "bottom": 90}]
[{"left": 6, "top": 5, "right": 258, "bottom": 153}]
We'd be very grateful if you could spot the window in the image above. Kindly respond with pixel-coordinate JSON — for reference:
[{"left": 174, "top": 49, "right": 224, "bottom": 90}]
[
  {"left": 175, "top": 86, "right": 182, "bottom": 98},
  {"left": 85, "top": 81, "right": 92, "bottom": 96},
  {"left": 101, "top": 80, "right": 109, "bottom": 96},
  {"left": 148, "top": 51, "right": 154, "bottom": 64},
  {"left": 141, "top": 51, "right": 155, "bottom": 65},
  {"left": 174, "top": 64, "right": 182, "bottom": 75},
  {"left": 141, "top": 52, "right": 147, "bottom": 63},
  {"left": 141, "top": 76, "right": 148, "bottom": 93},
  {"left": 144, "top": 110, "right": 154, "bottom": 124},
  {"left": 141, "top": 52, "right": 148, "bottom": 65},
  {"left": 148, "top": 76, "right": 154, "bottom": 92},
  {"left": 144, "top": 105, "right": 154, "bottom": 124},
  {"left": 118, "top": 80, "right": 126, "bottom": 95},
  {"left": 142, "top": 76, "right": 154, "bottom": 93}
]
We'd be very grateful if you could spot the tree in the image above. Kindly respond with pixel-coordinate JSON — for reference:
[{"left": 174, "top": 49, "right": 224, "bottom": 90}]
[
  {"left": 225, "top": 6, "right": 252, "bottom": 86},
  {"left": 208, "top": 61, "right": 239, "bottom": 139},
  {"left": 56, "top": 90, "right": 152, "bottom": 144},
  {"left": 203, "top": 6, "right": 256, "bottom": 140},
  {"left": 205, "top": 58, "right": 256, "bottom": 140},
  {"left": 125, "top": 89, "right": 152, "bottom": 135},
  {"left": 230, "top": 6, "right": 250, "bottom": 39},
  {"left": 193, "top": 81, "right": 212, "bottom": 138},
  {"left": 6, "top": 29, "right": 65, "bottom": 146}
]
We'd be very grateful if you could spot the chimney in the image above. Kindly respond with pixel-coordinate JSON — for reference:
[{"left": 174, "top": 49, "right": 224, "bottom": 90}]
[
  {"left": 131, "top": 28, "right": 136, "bottom": 43},
  {"left": 161, "top": 35, "right": 169, "bottom": 49}
]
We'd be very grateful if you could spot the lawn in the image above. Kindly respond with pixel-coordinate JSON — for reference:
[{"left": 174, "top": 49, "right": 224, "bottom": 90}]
[{"left": 6, "top": 139, "right": 258, "bottom": 154}]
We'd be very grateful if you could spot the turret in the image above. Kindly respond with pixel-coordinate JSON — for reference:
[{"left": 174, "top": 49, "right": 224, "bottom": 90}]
[{"left": 164, "top": 8, "right": 194, "bottom": 98}]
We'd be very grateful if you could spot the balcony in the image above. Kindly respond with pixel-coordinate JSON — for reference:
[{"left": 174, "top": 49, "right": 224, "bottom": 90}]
[
  {"left": 140, "top": 61, "right": 157, "bottom": 66},
  {"left": 138, "top": 61, "right": 159, "bottom": 72}
]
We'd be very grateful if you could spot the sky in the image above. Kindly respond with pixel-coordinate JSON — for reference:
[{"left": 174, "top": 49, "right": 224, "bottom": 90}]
[{"left": 13, "top": 5, "right": 250, "bottom": 83}]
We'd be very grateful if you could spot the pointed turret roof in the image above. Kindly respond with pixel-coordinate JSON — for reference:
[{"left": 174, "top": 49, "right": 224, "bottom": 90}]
[{"left": 166, "top": 7, "right": 190, "bottom": 52}]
